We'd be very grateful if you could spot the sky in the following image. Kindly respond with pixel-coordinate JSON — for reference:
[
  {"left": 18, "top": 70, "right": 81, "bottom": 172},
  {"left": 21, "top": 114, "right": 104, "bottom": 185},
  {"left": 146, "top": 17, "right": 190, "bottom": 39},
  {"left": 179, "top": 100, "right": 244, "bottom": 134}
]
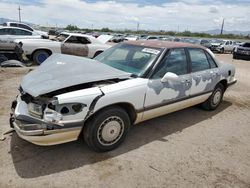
[{"left": 0, "top": 0, "right": 249, "bottom": 31}]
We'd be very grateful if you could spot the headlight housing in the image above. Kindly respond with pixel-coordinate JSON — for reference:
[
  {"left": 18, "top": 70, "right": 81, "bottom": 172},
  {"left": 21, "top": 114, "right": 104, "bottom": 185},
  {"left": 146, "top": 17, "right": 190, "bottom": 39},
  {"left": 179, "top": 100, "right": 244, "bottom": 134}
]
[
  {"left": 44, "top": 108, "right": 63, "bottom": 123},
  {"left": 28, "top": 102, "right": 43, "bottom": 118}
]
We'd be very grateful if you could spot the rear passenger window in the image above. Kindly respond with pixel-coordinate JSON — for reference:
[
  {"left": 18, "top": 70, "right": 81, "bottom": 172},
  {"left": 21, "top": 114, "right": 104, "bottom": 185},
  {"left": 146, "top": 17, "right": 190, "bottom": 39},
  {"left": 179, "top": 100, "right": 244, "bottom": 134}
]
[
  {"left": 206, "top": 52, "right": 217, "bottom": 68},
  {"left": 10, "top": 23, "right": 18, "bottom": 27},
  {"left": 188, "top": 49, "right": 210, "bottom": 72},
  {"left": 0, "top": 28, "right": 8, "bottom": 35},
  {"left": 10, "top": 28, "right": 32, "bottom": 35}
]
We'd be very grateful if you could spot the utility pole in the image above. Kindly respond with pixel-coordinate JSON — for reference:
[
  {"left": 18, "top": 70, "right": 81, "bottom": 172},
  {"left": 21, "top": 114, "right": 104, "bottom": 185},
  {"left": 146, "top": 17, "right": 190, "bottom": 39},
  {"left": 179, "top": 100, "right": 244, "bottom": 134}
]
[
  {"left": 220, "top": 18, "right": 224, "bottom": 35},
  {"left": 18, "top": 5, "right": 21, "bottom": 22},
  {"left": 136, "top": 22, "right": 139, "bottom": 32}
]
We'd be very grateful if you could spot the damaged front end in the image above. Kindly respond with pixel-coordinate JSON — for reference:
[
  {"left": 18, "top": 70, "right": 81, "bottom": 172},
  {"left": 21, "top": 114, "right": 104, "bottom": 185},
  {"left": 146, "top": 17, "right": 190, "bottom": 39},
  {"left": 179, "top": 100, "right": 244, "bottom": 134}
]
[
  {"left": 10, "top": 85, "right": 105, "bottom": 145},
  {"left": 9, "top": 54, "right": 131, "bottom": 145}
]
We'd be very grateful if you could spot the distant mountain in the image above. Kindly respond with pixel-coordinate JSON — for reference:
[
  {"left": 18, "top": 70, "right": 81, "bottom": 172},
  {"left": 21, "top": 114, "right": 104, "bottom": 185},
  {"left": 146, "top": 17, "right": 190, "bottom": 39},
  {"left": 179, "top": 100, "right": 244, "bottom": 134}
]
[{"left": 203, "top": 29, "right": 250, "bottom": 36}]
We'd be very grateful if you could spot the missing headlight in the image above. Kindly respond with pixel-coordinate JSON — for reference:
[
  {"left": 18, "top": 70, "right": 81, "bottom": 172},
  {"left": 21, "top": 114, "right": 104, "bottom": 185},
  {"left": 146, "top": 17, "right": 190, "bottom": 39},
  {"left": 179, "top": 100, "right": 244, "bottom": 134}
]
[{"left": 72, "top": 104, "right": 83, "bottom": 113}]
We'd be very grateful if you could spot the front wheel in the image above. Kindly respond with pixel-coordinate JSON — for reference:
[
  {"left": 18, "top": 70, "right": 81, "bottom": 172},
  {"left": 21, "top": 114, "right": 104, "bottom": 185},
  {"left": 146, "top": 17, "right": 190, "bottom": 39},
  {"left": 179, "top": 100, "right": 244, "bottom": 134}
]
[
  {"left": 233, "top": 53, "right": 238, "bottom": 59},
  {"left": 83, "top": 106, "right": 130, "bottom": 152},
  {"left": 201, "top": 83, "right": 224, "bottom": 110},
  {"left": 33, "top": 50, "right": 50, "bottom": 65}
]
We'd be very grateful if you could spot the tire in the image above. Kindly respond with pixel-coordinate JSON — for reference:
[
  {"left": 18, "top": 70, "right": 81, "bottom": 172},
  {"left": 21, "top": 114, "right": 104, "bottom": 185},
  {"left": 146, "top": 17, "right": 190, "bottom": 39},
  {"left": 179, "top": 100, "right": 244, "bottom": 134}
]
[
  {"left": 220, "top": 48, "right": 224, "bottom": 54},
  {"left": 83, "top": 106, "right": 130, "bottom": 152},
  {"left": 201, "top": 83, "right": 224, "bottom": 111},
  {"left": 233, "top": 53, "right": 238, "bottom": 59},
  {"left": 93, "top": 51, "right": 103, "bottom": 58},
  {"left": 32, "top": 50, "right": 50, "bottom": 65}
]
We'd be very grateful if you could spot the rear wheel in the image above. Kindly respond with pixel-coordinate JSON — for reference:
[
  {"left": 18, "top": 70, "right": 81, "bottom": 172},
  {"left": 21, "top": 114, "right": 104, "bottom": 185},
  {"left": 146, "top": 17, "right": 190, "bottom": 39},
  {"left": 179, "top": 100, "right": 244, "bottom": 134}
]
[
  {"left": 33, "top": 50, "right": 50, "bottom": 65},
  {"left": 83, "top": 106, "right": 130, "bottom": 152},
  {"left": 201, "top": 83, "right": 224, "bottom": 110},
  {"left": 233, "top": 53, "right": 238, "bottom": 59}
]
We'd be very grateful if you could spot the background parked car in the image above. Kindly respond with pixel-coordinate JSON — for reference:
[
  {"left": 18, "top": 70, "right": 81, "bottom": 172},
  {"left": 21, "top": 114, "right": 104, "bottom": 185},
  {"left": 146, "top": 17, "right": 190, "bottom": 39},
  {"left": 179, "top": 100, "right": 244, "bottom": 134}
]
[
  {"left": 210, "top": 39, "right": 237, "bottom": 53},
  {"left": 111, "top": 34, "right": 127, "bottom": 43},
  {"left": 140, "top": 35, "right": 159, "bottom": 40},
  {"left": 200, "top": 39, "right": 212, "bottom": 48},
  {"left": 233, "top": 42, "right": 250, "bottom": 60},
  {"left": 0, "top": 26, "right": 42, "bottom": 41},
  {"left": 16, "top": 32, "right": 112, "bottom": 64},
  {"left": 3, "top": 22, "right": 48, "bottom": 39},
  {"left": 217, "top": 40, "right": 238, "bottom": 53}
]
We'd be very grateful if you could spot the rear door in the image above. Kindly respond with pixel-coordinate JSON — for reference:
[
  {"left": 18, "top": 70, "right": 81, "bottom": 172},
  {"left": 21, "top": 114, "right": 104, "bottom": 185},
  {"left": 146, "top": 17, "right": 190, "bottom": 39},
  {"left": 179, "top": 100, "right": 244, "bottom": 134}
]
[{"left": 188, "top": 48, "right": 219, "bottom": 96}]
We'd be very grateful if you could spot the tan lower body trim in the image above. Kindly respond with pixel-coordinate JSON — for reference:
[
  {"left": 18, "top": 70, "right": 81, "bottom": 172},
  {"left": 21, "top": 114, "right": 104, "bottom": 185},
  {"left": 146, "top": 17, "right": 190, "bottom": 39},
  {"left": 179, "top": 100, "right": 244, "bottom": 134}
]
[
  {"left": 15, "top": 127, "right": 82, "bottom": 146},
  {"left": 135, "top": 93, "right": 211, "bottom": 124}
]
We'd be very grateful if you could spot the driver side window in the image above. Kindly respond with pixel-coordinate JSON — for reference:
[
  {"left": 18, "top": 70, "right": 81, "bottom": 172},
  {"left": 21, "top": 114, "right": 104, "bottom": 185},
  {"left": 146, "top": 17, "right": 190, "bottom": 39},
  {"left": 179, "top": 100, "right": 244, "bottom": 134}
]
[
  {"left": 152, "top": 48, "right": 188, "bottom": 79},
  {"left": 65, "top": 36, "right": 91, "bottom": 44}
]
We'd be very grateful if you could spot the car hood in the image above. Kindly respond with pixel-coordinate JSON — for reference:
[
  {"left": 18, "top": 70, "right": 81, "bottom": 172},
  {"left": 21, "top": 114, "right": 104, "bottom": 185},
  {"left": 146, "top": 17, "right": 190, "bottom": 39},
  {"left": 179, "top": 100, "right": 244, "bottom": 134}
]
[
  {"left": 14, "top": 38, "right": 56, "bottom": 44},
  {"left": 211, "top": 43, "right": 221, "bottom": 46},
  {"left": 34, "top": 30, "right": 48, "bottom": 36},
  {"left": 21, "top": 54, "right": 131, "bottom": 97}
]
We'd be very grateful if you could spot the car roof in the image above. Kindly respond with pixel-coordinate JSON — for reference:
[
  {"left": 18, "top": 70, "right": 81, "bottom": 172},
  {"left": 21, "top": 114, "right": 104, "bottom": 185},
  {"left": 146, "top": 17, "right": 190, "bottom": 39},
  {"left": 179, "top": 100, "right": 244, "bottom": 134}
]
[
  {"left": 61, "top": 32, "right": 103, "bottom": 43},
  {"left": 61, "top": 32, "right": 95, "bottom": 38},
  {"left": 124, "top": 40, "right": 206, "bottom": 49},
  {"left": 5, "top": 21, "right": 30, "bottom": 25}
]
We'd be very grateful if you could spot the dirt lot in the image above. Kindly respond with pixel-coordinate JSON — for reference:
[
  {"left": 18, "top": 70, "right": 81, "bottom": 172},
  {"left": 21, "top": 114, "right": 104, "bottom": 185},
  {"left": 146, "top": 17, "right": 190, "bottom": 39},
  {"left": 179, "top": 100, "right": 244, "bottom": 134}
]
[{"left": 0, "top": 54, "right": 250, "bottom": 188}]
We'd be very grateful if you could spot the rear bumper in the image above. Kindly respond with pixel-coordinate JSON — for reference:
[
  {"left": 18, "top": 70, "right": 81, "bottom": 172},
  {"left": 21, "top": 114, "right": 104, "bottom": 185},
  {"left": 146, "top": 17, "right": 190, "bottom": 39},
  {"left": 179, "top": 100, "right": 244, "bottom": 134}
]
[
  {"left": 228, "top": 79, "right": 237, "bottom": 87},
  {"left": 233, "top": 52, "right": 250, "bottom": 60},
  {"left": 10, "top": 97, "right": 82, "bottom": 146}
]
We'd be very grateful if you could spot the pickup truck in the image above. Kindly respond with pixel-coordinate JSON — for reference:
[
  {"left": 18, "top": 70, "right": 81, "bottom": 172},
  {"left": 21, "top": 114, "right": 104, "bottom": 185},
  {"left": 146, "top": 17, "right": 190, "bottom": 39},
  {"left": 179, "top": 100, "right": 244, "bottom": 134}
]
[{"left": 210, "top": 40, "right": 238, "bottom": 53}]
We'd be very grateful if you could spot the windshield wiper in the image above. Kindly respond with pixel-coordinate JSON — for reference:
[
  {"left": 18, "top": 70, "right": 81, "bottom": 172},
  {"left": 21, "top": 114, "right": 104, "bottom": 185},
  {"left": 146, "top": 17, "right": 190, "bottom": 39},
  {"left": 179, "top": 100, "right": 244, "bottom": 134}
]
[{"left": 130, "top": 74, "right": 138, "bottom": 78}]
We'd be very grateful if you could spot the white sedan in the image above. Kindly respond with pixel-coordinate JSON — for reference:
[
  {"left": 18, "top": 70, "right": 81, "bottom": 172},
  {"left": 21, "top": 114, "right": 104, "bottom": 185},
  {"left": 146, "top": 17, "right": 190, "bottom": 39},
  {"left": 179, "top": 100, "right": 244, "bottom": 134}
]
[
  {"left": 10, "top": 41, "right": 237, "bottom": 152},
  {"left": 16, "top": 32, "right": 112, "bottom": 64},
  {"left": 0, "top": 26, "right": 42, "bottom": 42}
]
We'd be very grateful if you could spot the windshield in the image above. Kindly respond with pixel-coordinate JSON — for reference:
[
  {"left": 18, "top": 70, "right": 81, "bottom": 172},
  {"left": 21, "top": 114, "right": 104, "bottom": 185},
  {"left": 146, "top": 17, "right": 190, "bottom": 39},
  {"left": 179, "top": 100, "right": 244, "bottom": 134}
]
[
  {"left": 211, "top": 39, "right": 224, "bottom": 44},
  {"left": 243, "top": 43, "right": 250, "bottom": 48},
  {"left": 95, "top": 43, "right": 162, "bottom": 77},
  {"left": 54, "top": 34, "right": 69, "bottom": 42}
]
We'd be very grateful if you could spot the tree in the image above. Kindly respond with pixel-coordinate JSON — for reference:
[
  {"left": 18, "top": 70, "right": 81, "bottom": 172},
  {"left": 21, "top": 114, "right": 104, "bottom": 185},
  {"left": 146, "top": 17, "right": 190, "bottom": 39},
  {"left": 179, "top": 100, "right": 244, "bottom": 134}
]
[
  {"left": 100, "top": 27, "right": 112, "bottom": 32},
  {"left": 65, "top": 24, "right": 79, "bottom": 31}
]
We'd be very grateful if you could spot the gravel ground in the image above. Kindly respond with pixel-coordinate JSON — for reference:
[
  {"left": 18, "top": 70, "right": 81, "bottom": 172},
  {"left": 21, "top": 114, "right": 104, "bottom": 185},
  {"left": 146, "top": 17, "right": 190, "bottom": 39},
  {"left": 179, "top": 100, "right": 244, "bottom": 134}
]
[{"left": 0, "top": 54, "right": 250, "bottom": 188}]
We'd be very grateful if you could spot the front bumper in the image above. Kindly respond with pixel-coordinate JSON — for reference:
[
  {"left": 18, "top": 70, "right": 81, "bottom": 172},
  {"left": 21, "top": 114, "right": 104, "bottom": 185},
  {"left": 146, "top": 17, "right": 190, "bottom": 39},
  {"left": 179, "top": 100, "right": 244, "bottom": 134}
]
[
  {"left": 210, "top": 46, "right": 222, "bottom": 52},
  {"left": 233, "top": 52, "right": 250, "bottom": 60},
  {"left": 10, "top": 97, "right": 82, "bottom": 146}
]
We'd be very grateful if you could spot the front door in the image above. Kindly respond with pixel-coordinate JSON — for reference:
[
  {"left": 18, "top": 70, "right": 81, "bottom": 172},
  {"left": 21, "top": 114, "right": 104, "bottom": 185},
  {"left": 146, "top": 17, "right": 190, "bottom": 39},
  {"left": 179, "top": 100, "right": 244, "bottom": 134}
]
[
  {"left": 143, "top": 48, "right": 191, "bottom": 121},
  {"left": 61, "top": 36, "right": 89, "bottom": 57}
]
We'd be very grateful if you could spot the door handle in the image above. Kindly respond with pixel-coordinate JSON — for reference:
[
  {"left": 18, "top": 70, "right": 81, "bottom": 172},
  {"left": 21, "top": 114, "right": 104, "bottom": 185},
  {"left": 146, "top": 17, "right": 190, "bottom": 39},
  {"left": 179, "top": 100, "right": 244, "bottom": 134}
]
[
  {"left": 181, "top": 79, "right": 191, "bottom": 84},
  {"left": 195, "top": 75, "right": 202, "bottom": 78}
]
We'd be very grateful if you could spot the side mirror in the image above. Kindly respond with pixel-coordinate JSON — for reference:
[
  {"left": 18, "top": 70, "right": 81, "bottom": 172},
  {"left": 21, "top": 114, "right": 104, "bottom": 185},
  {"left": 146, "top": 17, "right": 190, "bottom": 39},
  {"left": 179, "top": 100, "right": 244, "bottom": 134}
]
[{"left": 161, "top": 72, "right": 179, "bottom": 83}]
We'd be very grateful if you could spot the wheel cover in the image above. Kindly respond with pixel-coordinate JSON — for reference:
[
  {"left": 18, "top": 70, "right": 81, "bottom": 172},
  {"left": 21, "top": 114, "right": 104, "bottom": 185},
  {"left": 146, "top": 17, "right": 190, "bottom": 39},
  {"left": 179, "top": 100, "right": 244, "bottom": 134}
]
[
  {"left": 212, "top": 90, "right": 222, "bottom": 105},
  {"left": 37, "top": 53, "right": 48, "bottom": 64},
  {"left": 97, "top": 116, "right": 124, "bottom": 146}
]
